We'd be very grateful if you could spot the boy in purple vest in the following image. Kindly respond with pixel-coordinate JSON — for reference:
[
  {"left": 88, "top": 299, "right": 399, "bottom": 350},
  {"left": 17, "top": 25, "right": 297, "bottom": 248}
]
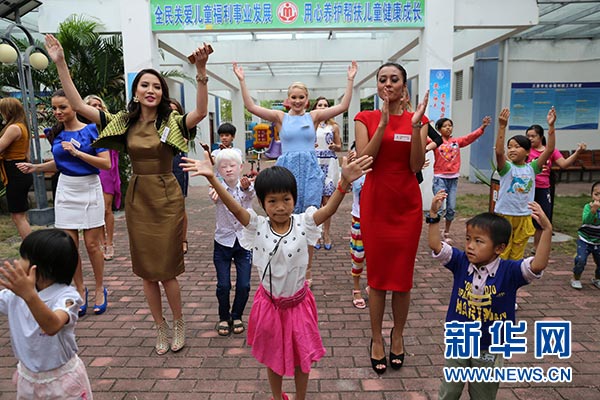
[{"left": 428, "top": 190, "right": 552, "bottom": 399}]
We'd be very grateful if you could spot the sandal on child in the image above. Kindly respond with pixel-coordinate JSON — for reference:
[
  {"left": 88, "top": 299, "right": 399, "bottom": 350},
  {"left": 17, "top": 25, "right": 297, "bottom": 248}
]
[
  {"left": 352, "top": 290, "right": 367, "bottom": 309},
  {"left": 216, "top": 320, "right": 231, "bottom": 336},
  {"left": 232, "top": 319, "right": 245, "bottom": 334},
  {"left": 270, "top": 393, "right": 290, "bottom": 400}
]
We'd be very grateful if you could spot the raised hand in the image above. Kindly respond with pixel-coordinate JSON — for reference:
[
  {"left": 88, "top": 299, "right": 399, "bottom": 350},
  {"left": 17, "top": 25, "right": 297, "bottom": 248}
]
[
  {"left": 430, "top": 190, "right": 447, "bottom": 215},
  {"left": 498, "top": 108, "right": 510, "bottom": 128},
  {"left": 528, "top": 201, "right": 551, "bottom": 230},
  {"left": 191, "top": 43, "right": 211, "bottom": 68},
  {"left": 347, "top": 61, "right": 358, "bottom": 80},
  {"left": 379, "top": 89, "right": 390, "bottom": 128},
  {"left": 547, "top": 106, "right": 556, "bottom": 127},
  {"left": 340, "top": 154, "right": 373, "bottom": 183},
  {"left": 346, "top": 149, "right": 357, "bottom": 163},
  {"left": 44, "top": 34, "right": 65, "bottom": 63},
  {"left": 482, "top": 116, "right": 492, "bottom": 127},
  {"left": 0, "top": 260, "right": 37, "bottom": 301},
  {"left": 240, "top": 176, "right": 251, "bottom": 190},
  {"left": 232, "top": 62, "right": 245, "bottom": 81},
  {"left": 180, "top": 152, "right": 214, "bottom": 178},
  {"left": 411, "top": 90, "right": 429, "bottom": 125},
  {"left": 576, "top": 142, "right": 587, "bottom": 152}
]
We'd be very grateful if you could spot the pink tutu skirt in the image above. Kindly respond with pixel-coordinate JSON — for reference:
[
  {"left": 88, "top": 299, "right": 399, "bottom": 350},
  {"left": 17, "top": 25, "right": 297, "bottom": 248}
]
[{"left": 248, "top": 283, "right": 325, "bottom": 377}]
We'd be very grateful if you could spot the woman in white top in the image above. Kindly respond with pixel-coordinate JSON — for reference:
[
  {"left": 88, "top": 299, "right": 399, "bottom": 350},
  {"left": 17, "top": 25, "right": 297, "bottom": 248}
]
[{"left": 311, "top": 96, "right": 342, "bottom": 250}]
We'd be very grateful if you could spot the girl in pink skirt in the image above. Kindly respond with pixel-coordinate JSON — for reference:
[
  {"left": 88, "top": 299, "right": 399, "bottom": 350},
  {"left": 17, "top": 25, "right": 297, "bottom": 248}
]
[{"left": 182, "top": 152, "right": 372, "bottom": 400}]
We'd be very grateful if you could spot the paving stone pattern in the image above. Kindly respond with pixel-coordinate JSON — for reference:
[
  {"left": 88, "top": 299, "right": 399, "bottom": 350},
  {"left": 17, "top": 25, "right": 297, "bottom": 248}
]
[{"left": 0, "top": 179, "right": 598, "bottom": 399}]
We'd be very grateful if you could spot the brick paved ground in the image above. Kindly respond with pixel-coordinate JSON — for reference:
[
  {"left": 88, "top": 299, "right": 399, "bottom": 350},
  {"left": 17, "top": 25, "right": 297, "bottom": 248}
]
[{"left": 0, "top": 179, "right": 598, "bottom": 399}]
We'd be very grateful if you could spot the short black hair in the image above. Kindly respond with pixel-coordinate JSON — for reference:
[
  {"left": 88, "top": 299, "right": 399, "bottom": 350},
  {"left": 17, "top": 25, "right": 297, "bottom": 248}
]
[
  {"left": 217, "top": 122, "right": 236, "bottom": 137},
  {"left": 592, "top": 180, "right": 600, "bottom": 194},
  {"left": 507, "top": 134, "right": 532, "bottom": 152},
  {"left": 254, "top": 166, "right": 297, "bottom": 208},
  {"left": 19, "top": 229, "right": 78, "bottom": 285},
  {"left": 435, "top": 117, "right": 453, "bottom": 131},
  {"left": 466, "top": 213, "right": 512, "bottom": 247}
]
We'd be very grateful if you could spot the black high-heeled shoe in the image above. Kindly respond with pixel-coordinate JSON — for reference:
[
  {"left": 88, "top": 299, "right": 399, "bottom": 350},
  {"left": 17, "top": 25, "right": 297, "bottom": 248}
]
[
  {"left": 389, "top": 328, "right": 405, "bottom": 370},
  {"left": 369, "top": 338, "right": 387, "bottom": 375}
]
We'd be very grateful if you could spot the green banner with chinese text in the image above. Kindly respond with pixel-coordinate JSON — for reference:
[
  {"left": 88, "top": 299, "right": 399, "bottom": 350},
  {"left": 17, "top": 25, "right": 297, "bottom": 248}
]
[{"left": 150, "top": 0, "right": 425, "bottom": 31}]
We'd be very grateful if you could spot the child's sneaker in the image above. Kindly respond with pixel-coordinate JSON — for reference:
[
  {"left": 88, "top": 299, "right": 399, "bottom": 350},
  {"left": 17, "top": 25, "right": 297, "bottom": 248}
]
[
  {"left": 571, "top": 280, "right": 583, "bottom": 290},
  {"left": 591, "top": 278, "right": 600, "bottom": 289}
]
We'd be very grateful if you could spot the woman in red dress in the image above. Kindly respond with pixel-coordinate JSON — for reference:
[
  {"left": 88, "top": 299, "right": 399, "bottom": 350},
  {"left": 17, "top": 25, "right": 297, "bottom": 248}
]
[{"left": 355, "top": 62, "right": 429, "bottom": 374}]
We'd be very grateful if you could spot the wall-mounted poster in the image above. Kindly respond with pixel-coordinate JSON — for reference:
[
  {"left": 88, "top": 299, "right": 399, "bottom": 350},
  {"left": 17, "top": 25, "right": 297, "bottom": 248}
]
[
  {"left": 429, "top": 69, "right": 451, "bottom": 122},
  {"left": 509, "top": 82, "right": 600, "bottom": 130}
]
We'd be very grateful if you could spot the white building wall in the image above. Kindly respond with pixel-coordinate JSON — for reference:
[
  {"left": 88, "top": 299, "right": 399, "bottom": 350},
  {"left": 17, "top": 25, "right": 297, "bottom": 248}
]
[
  {"left": 451, "top": 38, "right": 600, "bottom": 178},
  {"left": 450, "top": 54, "right": 476, "bottom": 177}
]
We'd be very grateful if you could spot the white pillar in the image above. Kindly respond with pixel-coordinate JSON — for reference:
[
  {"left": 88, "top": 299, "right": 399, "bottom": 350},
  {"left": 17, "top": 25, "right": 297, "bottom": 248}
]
[
  {"left": 418, "top": 0, "right": 455, "bottom": 210},
  {"left": 347, "top": 86, "right": 361, "bottom": 149},
  {"left": 231, "top": 90, "right": 246, "bottom": 158},
  {"left": 120, "top": 0, "right": 160, "bottom": 100}
]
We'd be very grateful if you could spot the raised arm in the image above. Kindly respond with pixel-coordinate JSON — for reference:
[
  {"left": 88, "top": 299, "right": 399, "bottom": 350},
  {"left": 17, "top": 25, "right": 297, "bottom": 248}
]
[
  {"left": 45, "top": 34, "right": 100, "bottom": 124},
  {"left": 495, "top": 108, "right": 510, "bottom": 172},
  {"left": 554, "top": 142, "right": 587, "bottom": 168},
  {"left": 356, "top": 91, "right": 389, "bottom": 159},
  {"left": 409, "top": 90, "right": 429, "bottom": 173},
  {"left": 313, "top": 154, "right": 372, "bottom": 225},
  {"left": 185, "top": 44, "right": 212, "bottom": 128},
  {"left": 232, "top": 63, "right": 283, "bottom": 123},
  {"left": 529, "top": 201, "right": 552, "bottom": 273},
  {"left": 311, "top": 61, "right": 358, "bottom": 122},
  {"left": 536, "top": 108, "right": 556, "bottom": 167},
  {"left": 428, "top": 190, "right": 448, "bottom": 254},
  {"left": 0, "top": 261, "right": 70, "bottom": 336},
  {"left": 180, "top": 152, "right": 251, "bottom": 226}
]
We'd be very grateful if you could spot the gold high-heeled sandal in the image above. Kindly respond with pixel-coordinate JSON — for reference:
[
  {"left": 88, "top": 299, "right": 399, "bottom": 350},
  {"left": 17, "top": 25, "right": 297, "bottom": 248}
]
[
  {"left": 171, "top": 318, "right": 186, "bottom": 352},
  {"left": 155, "top": 318, "right": 170, "bottom": 355}
]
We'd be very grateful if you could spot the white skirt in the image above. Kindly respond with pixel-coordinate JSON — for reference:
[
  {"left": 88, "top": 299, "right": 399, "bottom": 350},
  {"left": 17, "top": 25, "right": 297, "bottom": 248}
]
[{"left": 55, "top": 174, "right": 105, "bottom": 230}]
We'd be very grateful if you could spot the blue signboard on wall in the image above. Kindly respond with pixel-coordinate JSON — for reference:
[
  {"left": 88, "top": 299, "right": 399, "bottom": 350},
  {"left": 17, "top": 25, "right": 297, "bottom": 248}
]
[
  {"left": 428, "top": 69, "right": 451, "bottom": 122},
  {"left": 509, "top": 82, "right": 600, "bottom": 130}
]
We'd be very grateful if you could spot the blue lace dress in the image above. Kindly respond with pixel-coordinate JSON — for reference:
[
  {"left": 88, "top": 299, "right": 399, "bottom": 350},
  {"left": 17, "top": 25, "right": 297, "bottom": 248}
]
[{"left": 276, "top": 113, "right": 324, "bottom": 213}]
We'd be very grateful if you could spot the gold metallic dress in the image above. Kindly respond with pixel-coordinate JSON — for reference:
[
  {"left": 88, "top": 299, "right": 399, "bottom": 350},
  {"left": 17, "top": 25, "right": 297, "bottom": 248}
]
[{"left": 125, "top": 121, "right": 184, "bottom": 281}]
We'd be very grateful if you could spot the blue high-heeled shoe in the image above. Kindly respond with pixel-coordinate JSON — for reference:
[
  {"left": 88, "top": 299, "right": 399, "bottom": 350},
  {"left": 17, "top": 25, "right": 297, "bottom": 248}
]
[
  {"left": 94, "top": 287, "right": 108, "bottom": 315},
  {"left": 78, "top": 288, "right": 88, "bottom": 317}
]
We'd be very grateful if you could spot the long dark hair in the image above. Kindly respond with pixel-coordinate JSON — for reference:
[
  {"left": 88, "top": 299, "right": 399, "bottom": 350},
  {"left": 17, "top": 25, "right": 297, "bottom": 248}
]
[
  {"left": 376, "top": 62, "right": 407, "bottom": 84},
  {"left": 127, "top": 69, "right": 172, "bottom": 128},
  {"left": 47, "top": 89, "right": 68, "bottom": 144}
]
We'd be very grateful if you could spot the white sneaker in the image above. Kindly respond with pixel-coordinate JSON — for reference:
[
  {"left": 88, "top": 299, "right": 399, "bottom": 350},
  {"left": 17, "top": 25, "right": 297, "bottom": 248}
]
[
  {"left": 591, "top": 278, "right": 600, "bottom": 290},
  {"left": 571, "top": 280, "right": 583, "bottom": 290},
  {"left": 514, "top": 303, "right": 518, "bottom": 311}
]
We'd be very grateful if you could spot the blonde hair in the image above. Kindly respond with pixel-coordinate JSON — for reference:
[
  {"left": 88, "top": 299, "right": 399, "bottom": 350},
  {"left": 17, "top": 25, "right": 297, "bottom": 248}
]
[
  {"left": 287, "top": 82, "right": 309, "bottom": 97},
  {"left": 83, "top": 95, "right": 108, "bottom": 112},
  {"left": 215, "top": 148, "right": 243, "bottom": 168},
  {"left": 0, "top": 98, "right": 29, "bottom": 137}
]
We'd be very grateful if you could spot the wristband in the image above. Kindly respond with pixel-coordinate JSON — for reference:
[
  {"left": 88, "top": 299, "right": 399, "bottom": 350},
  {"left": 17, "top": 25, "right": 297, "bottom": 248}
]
[
  {"left": 196, "top": 74, "right": 209, "bottom": 84},
  {"left": 337, "top": 181, "right": 351, "bottom": 194},
  {"left": 425, "top": 215, "right": 441, "bottom": 224},
  {"left": 412, "top": 121, "right": 423, "bottom": 129}
]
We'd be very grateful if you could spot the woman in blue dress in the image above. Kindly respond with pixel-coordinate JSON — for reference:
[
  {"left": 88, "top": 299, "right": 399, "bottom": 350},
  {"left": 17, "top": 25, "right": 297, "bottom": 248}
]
[{"left": 233, "top": 61, "right": 357, "bottom": 284}]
